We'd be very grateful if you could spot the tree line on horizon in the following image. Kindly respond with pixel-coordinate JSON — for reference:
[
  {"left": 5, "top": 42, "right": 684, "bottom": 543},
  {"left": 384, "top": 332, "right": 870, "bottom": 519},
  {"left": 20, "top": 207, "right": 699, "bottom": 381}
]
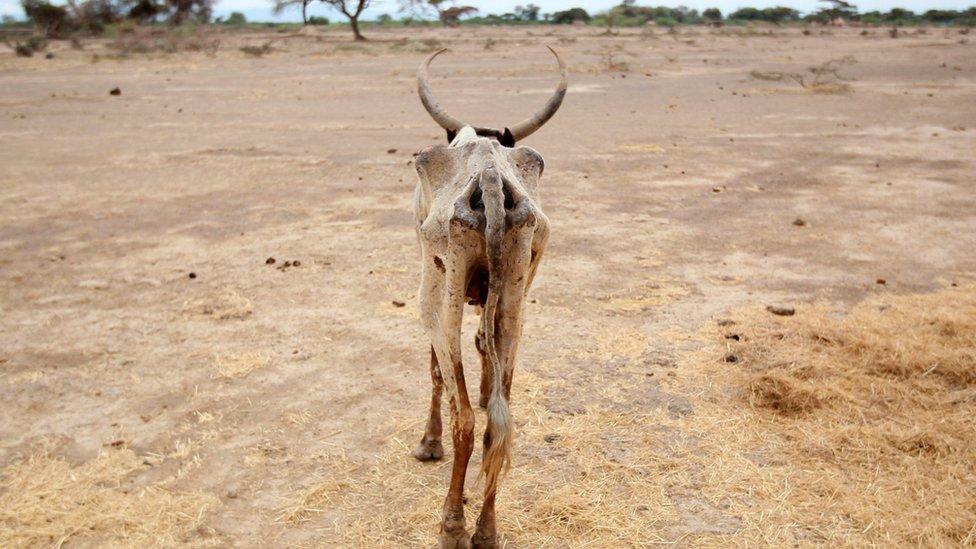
[{"left": 5, "top": 0, "right": 976, "bottom": 41}]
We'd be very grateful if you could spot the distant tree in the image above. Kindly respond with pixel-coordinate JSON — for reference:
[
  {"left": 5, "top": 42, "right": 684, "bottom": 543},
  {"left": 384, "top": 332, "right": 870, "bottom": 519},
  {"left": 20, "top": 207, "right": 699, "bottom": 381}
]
[
  {"left": 762, "top": 6, "right": 800, "bottom": 22},
  {"left": 602, "top": 2, "right": 698, "bottom": 25},
  {"left": 703, "top": 7, "right": 721, "bottom": 21},
  {"left": 921, "top": 9, "right": 958, "bottom": 23},
  {"left": 513, "top": 3, "right": 539, "bottom": 21},
  {"left": 127, "top": 0, "right": 162, "bottom": 22},
  {"left": 729, "top": 7, "right": 761, "bottom": 20},
  {"left": 810, "top": 0, "right": 858, "bottom": 22},
  {"left": 376, "top": 12, "right": 391, "bottom": 23},
  {"left": 401, "top": 0, "right": 476, "bottom": 26},
  {"left": 322, "top": 0, "right": 372, "bottom": 40},
  {"left": 307, "top": 14, "right": 329, "bottom": 24},
  {"left": 439, "top": 5, "right": 476, "bottom": 25},
  {"left": 550, "top": 7, "right": 590, "bottom": 24},
  {"left": 730, "top": 5, "right": 799, "bottom": 22},
  {"left": 22, "top": 0, "right": 72, "bottom": 36},
  {"left": 225, "top": 10, "right": 246, "bottom": 23},
  {"left": 884, "top": 7, "right": 914, "bottom": 21},
  {"left": 166, "top": 0, "right": 214, "bottom": 24},
  {"left": 71, "top": 0, "right": 124, "bottom": 32},
  {"left": 273, "top": 0, "right": 315, "bottom": 24}
]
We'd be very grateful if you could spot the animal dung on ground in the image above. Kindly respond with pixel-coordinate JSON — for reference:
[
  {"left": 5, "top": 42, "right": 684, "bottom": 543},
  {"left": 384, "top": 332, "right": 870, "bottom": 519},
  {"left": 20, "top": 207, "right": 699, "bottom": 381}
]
[
  {"left": 391, "top": 300, "right": 406, "bottom": 307},
  {"left": 265, "top": 257, "right": 276, "bottom": 265},
  {"left": 387, "top": 148, "right": 397, "bottom": 154},
  {"left": 876, "top": 278, "right": 887, "bottom": 285},
  {"left": 109, "top": 87, "right": 121, "bottom": 96},
  {"left": 766, "top": 305, "right": 795, "bottom": 316},
  {"left": 275, "top": 260, "right": 301, "bottom": 271},
  {"left": 188, "top": 272, "right": 197, "bottom": 279},
  {"left": 792, "top": 218, "right": 807, "bottom": 226}
]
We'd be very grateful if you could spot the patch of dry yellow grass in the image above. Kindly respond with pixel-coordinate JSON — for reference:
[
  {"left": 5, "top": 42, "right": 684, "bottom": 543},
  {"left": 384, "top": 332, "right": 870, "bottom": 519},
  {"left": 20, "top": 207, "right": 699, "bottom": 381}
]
[
  {"left": 0, "top": 447, "right": 219, "bottom": 548},
  {"left": 213, "top": 352, "right": 269, "bottom": 379},
  {"left": 618, "top": 143, "right": 665, "bottom": 153},
  {"left": 680, "top": 284, "right": 976, "bottom": 546},
  {"left": 601, "top": 280, "right": 690, "bottom": 313}
]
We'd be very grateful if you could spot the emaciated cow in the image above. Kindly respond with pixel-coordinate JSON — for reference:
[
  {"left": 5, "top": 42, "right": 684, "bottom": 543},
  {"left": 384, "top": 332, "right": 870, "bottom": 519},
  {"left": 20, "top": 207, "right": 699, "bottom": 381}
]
[{"left": 410, "top": 47, "right": 567, "bottom": 548}]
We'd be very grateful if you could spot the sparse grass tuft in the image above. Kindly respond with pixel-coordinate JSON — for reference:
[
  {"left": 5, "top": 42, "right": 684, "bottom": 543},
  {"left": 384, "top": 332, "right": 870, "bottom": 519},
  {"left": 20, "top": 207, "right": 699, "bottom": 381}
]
[
  {"left": 749, "top": 69, "right": 785, "bottom": 81},
  {"left": 214, "top": 352, "right": 269, "bottom": 379},
  {"left": 746, "top": 372, "right": 826, "bottom": 414},
  {"left": 0, "top": 447, "right": 218, "bottom": 547},
  {"left": 183, "top": 287, "right": 253, "bottom": 320},
  {"left": 108, "top": 28, "right": 220, "bottom": 57}
]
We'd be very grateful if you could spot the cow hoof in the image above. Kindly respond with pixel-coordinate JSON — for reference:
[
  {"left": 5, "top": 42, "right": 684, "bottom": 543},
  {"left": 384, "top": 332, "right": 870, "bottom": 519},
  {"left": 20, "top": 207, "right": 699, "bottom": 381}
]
[
  {"left": 438, "top": 528, "right": 471, "bottom": 548},
  {"left": 471, "top": 530, "right": 497, "bottom": 548},
  {"left": 412, "top": 439, "right": 444, "bottom": 461},
  {"left": 478, "top": 395, "right": 489, "bottom": 409}
]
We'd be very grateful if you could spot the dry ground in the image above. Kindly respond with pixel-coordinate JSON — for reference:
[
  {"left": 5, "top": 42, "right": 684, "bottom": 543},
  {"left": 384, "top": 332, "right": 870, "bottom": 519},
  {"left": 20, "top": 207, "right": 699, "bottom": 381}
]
[{"left": 1, "top": 23, "right": 975, "bottom": 547}]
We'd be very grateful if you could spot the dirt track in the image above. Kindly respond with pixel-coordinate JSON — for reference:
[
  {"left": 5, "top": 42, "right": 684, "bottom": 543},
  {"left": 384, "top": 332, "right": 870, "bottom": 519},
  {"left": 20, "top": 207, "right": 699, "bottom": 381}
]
[{"left": 1, "top": 24, "right": 975, "bottom": 546}]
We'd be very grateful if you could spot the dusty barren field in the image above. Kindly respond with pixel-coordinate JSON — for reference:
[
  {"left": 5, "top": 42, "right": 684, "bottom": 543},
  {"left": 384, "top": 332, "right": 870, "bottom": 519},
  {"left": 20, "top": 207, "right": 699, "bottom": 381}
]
[{"left": 1, "top": 23, "right": 975, "bottom": 547}]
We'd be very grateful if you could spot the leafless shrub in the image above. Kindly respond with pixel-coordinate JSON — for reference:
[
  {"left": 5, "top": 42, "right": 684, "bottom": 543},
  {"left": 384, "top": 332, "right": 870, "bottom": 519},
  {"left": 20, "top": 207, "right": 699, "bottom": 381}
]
[
  {"left": 750, "top": 70, "right": 785, "bottom": 81},
  {"left": 389, "top": 37, "right": 443, "bottom": 54},
  {"left": 4, "top": 35, "right": 47, "bottom": 57},
  {"left": 240, "top": 42, "right": 273, "bottom": 57},
  {"left": 108, "top": 28, "right": 219, "bottom": 56},
  {"left": 786, "top": 56, "right": 856, "bottom": 93},
  {"left": 599, "top": 44, "right": 632, "bottom": 72}
]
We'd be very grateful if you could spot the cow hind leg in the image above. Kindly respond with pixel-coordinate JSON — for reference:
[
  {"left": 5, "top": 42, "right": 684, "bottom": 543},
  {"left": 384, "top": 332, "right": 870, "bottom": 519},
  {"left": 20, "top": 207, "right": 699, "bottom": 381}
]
[
  {"left": 474, "top": 260, "right": 530, "bottom": 549},
  {"left": 439, "top": 370, "right": 475, "bottom": 548},
  {"left": 413, "top": 347, "right": 445, "bottom": 461},
  {"left": 471, "top": 499, "right": 497, "bottom": 549}
]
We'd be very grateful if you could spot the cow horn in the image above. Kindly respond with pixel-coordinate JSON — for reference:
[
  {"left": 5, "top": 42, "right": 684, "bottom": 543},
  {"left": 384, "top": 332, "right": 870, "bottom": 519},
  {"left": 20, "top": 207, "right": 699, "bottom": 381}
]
[
  {"left": 509, "top": 46, "right": 568, "bottom": 141},
  {"left": 417, "top": 47, "right": 568, "bottom": 141},
  {"left": 417, "top": 48, "right": 465, "bottom": 133}
]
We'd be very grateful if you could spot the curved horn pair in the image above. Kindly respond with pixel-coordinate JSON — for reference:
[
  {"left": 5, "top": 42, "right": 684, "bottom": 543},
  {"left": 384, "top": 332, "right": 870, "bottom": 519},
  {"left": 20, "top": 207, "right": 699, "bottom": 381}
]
[{"left": 417, "top": 46, "right": 568, "bottom": 142}]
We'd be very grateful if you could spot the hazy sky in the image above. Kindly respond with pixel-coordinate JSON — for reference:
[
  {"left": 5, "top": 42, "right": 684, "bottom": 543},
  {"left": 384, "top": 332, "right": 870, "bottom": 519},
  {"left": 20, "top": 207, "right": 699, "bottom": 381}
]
[{"left": 2, "top": 0, "right": 973, "bottom": 23}]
